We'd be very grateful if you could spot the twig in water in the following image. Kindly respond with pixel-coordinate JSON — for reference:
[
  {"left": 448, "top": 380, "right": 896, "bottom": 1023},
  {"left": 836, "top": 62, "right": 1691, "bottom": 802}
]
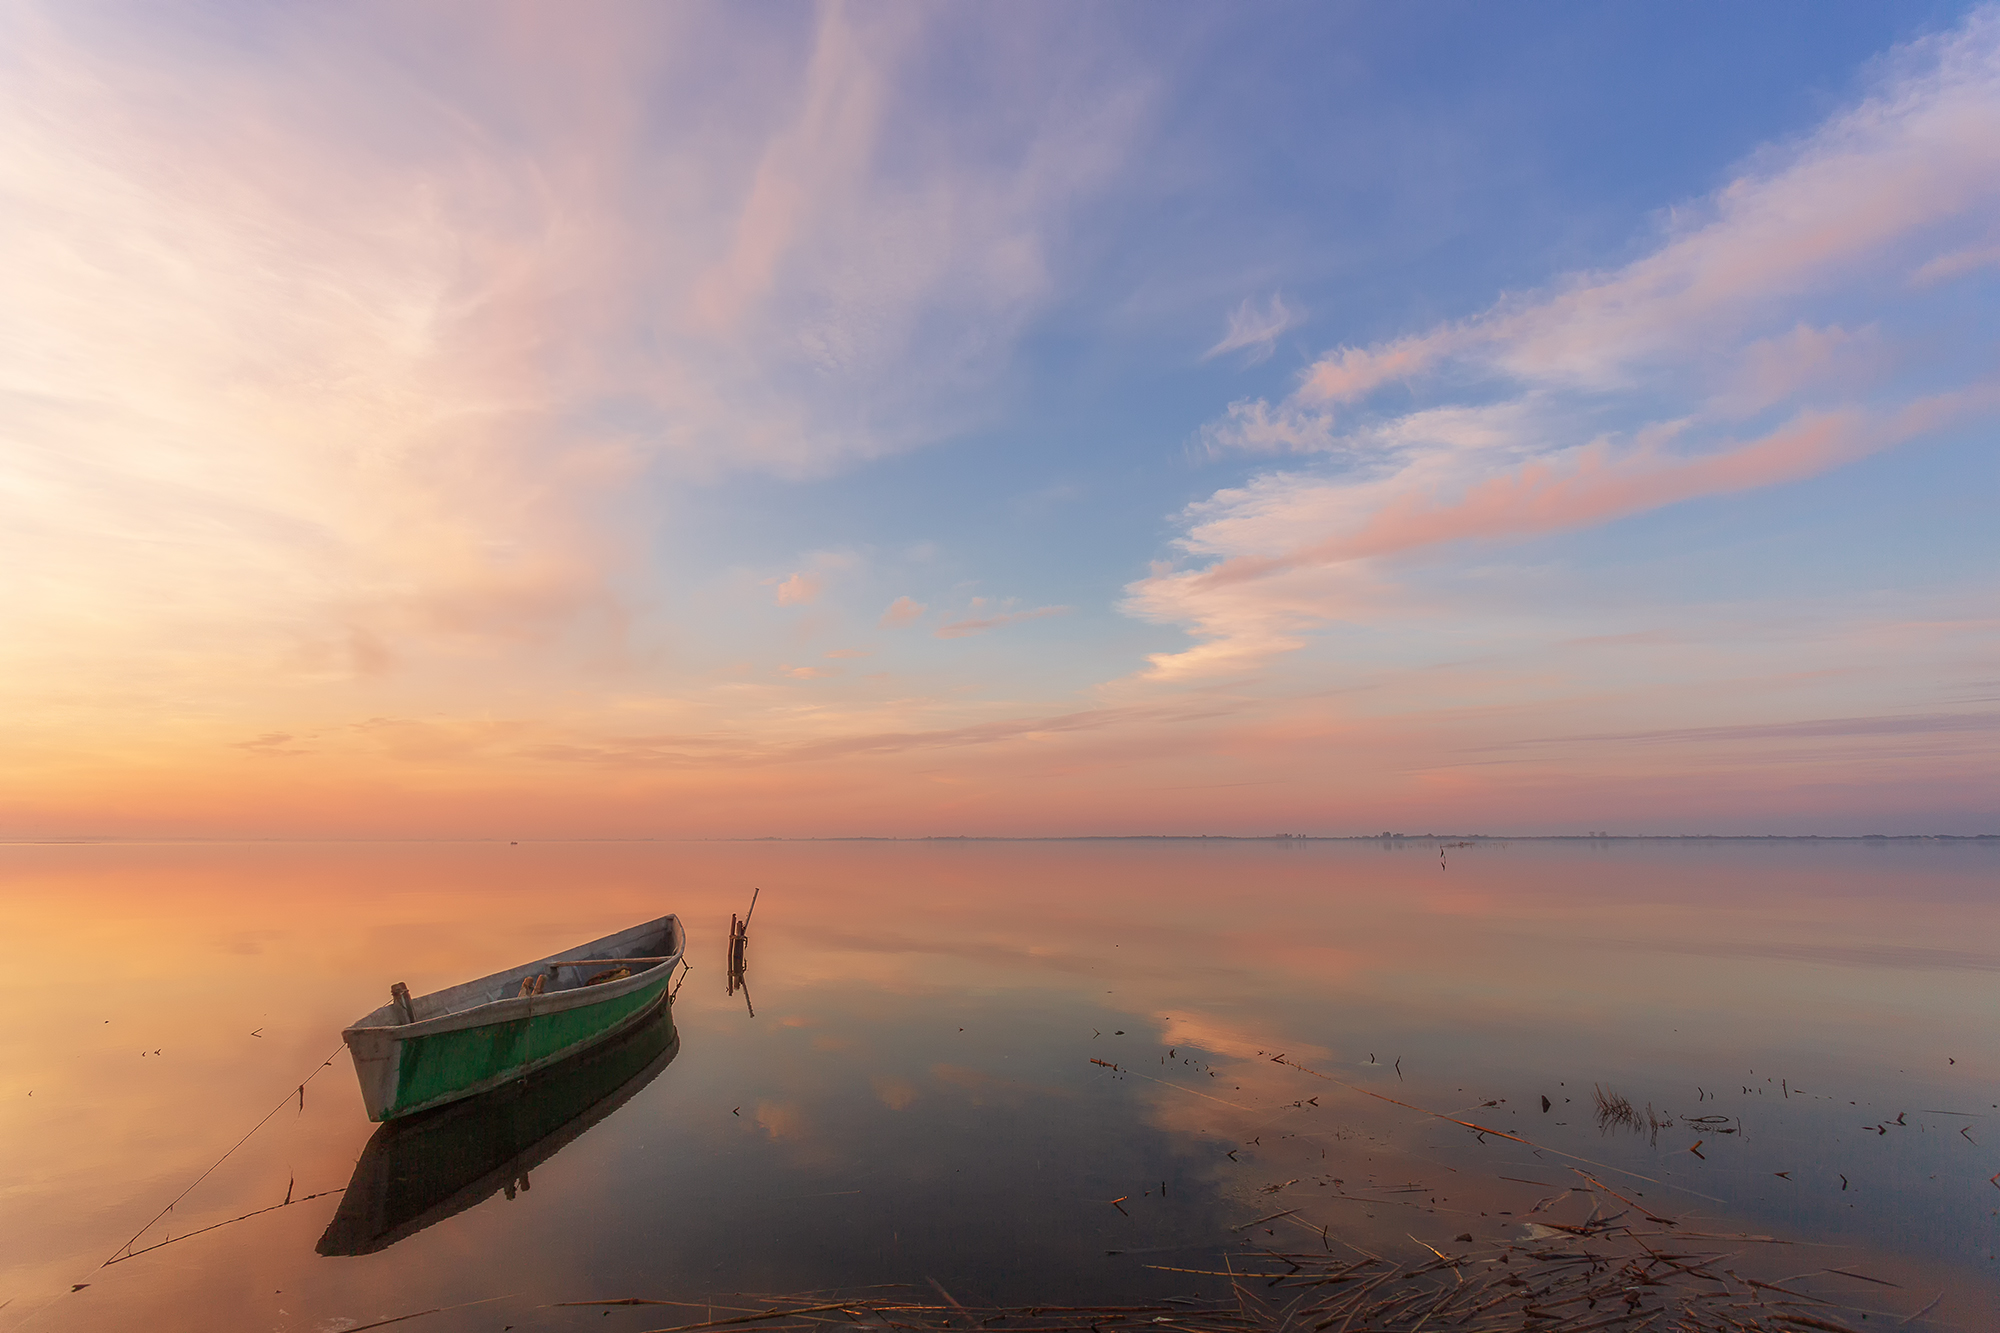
[
  {"left": 1230, "top": 1209, "right": 1301, "bottom": 1232},
  {"left": 636, "top": 1304, "right": 869, "bottom": 1333},
  {"left": 1897, "top": 1290, "right": 1945, "bottom": 1326},
  {"left": 1594, "top": 1085, "right": 1638, "bottom": 1133},
  {"left": 341, "top": 1294, "right": 517, "bottom": 1332},
  {"left": 926, "top": 1278, "right": 969, "bottom": 1324}
]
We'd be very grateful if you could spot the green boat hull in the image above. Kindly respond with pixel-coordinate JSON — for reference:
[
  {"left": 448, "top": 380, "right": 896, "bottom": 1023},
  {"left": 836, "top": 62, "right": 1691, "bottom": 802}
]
[{"left": 388, "top": 970, "right": 671, "bottom": 1116}]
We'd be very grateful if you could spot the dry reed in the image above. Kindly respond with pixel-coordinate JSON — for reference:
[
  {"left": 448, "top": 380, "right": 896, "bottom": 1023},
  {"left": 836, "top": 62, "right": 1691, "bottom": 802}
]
[{"left": 1593, "top": 1084, "right": 1638, "bottom": 1134}]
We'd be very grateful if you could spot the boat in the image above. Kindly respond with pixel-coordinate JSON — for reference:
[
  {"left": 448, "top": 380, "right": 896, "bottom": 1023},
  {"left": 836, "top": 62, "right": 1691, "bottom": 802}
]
[
  {"left": 340, "top": 913, "right": 684, "bottom": 1122},
  {"left": 319, "top": 1003, "right": 680, "bottom": 1255}
]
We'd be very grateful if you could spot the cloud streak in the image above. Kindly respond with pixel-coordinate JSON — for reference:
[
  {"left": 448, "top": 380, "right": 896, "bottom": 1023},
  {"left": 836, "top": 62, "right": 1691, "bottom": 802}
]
[
  {"left": 934, "top": 606, "right": 1071, "bottom": 639},
  {"left": 1478, "top": 710, "right": 2000, "bottom": 751}
]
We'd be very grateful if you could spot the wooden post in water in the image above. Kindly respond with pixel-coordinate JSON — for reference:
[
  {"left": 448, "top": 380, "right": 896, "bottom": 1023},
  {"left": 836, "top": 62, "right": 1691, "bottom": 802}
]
[{"left": 726, "top": 888, "right": 757, "bottom": 1014}]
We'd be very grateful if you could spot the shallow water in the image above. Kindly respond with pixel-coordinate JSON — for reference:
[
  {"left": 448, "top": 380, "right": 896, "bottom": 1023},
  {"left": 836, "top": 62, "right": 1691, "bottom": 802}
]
[{"left": 2, "top": 837, "right": 1995, "bottom": 1330}]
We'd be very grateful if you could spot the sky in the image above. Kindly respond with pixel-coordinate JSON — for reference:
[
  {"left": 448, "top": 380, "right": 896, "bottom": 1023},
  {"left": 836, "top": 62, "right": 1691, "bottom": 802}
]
[{"left": 3, "top": 0, "right": 1996, "bottom": 838}]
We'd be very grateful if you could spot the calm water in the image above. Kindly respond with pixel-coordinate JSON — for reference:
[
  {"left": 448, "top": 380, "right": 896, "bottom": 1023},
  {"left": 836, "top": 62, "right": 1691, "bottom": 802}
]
[{"left": 2, "top": 838, "right": 1996, "bottom": 1330}]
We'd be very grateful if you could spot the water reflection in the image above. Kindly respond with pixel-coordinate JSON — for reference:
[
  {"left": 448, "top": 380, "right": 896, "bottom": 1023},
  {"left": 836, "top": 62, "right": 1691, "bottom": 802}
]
[{"left": 317, "top": 1003, "right": 680, "bottom": 1256}]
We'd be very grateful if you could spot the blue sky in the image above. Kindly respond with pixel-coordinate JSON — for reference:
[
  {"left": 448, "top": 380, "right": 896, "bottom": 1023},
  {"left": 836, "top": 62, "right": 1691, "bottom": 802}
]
[{"left": 672, "top": 1, "right": 1986, "bottom": 632}]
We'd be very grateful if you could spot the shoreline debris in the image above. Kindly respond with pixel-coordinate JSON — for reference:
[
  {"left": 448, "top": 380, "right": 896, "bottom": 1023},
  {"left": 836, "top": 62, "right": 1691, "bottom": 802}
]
[{"left": 558, "top": 1215, "right": 1896, "bottom": 1332}]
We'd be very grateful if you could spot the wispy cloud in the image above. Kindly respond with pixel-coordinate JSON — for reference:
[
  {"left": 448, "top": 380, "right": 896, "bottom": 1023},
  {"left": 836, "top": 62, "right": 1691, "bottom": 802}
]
[
  {"left": 0, "top": 2, "right": 1149, "bottom": 717},
  {"left": 1203, "top": 293, "right": 1306, "bottom": 364},
  {"left": 520, "top": 699, "right": 1194, "bottom": 768},
  {"left": 1478, "top": 710, "right": 2000, "bottom": 751},
  {"left": 935, "top": 605, "right": 1071, "bottom": 639},
  {"left": 1134, "top": 10, "right": 2000, "bottom": 679},
  {"left": 231, "top": 733, "right": 312, "bottom": 759}
]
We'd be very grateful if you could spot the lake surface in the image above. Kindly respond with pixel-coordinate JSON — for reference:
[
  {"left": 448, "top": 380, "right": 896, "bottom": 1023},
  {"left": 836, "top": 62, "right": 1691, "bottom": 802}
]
[{"left": 2, "top": 838, "right": 1995, "bottom": 1331}]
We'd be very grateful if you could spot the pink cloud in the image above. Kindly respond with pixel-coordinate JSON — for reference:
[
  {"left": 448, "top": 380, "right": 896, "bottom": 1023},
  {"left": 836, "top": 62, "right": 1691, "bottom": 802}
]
[
  {"left": 1296, "top": 333, "right": 1458, "bottom": 405},
  {"left": 1722, "top": 323, "right": 1887, "bottom": 416},
  {"left": 1192, "top": 407, "right": 1872, "bottom": 590},
  {"left": 1133, "top": 384, "right": 1995, "bottom": 681},
  {"left": 775, "top": 572, "right": 823, "bottom": 606},
  {"left": 1912, "top": 242, "right": 2000, "bottom": 284},
  {"left": 879, "top": 596, "right": 928, "bottom": 628}
]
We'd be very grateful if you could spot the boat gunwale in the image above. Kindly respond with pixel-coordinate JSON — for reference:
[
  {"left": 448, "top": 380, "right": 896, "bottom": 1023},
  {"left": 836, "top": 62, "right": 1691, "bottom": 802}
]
[{"left": 341, "top": 914, "right": 684, "bottom": 1042}]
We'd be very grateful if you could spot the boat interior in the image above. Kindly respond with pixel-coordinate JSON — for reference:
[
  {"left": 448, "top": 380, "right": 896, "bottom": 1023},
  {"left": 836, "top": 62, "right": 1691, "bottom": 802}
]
[{"left": 350, "top": 914, "right": 681, "bottom": 1029}]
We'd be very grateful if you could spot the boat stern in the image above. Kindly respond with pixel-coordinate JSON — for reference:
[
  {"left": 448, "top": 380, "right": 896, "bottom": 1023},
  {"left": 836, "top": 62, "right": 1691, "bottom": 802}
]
[{"left": 344, "top": 1008, "right": 406, "bottom": 1122}]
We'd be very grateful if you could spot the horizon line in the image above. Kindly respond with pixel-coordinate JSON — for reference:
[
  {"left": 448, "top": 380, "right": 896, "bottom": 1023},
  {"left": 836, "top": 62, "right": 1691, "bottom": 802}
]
[{"left": 2, "top": 832, "right": 1994, "bottom": 846}]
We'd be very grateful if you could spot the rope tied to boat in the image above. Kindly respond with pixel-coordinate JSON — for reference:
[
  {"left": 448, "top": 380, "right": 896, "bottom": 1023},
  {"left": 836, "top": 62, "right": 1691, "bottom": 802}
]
[{"left": 102, "top": 1043, "right": 347, "bottom": 1266}]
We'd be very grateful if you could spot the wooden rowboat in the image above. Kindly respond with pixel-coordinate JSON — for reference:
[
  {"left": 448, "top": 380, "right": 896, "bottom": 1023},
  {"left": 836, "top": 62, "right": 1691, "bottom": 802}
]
[{"left": 341, "top": 913, "right": 684, "bottom": 1122}]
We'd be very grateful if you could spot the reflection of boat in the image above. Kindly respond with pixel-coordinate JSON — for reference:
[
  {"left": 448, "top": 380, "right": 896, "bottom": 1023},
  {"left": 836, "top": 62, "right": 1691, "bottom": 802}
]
[
  {"left": 318, "top": 1004, "right": 680, "bottom": 1256},
  {"left": 341, "top": 914, "right": 684, "bottom": 1121}
]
